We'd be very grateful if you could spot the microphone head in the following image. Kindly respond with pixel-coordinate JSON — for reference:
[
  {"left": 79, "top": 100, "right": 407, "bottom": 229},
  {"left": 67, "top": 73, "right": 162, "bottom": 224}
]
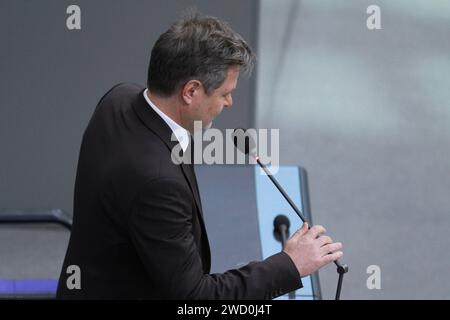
[
  {"left": 273, "top": 214, "right": 290, "bottom": 231},
  {"left": 232, "top": 128, "right": 257, "bottom": 157}
]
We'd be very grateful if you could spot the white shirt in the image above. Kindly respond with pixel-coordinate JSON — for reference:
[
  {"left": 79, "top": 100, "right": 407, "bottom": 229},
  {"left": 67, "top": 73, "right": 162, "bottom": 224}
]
[{"left": 143, "top": 89, "right": 190, "bottom": 153}]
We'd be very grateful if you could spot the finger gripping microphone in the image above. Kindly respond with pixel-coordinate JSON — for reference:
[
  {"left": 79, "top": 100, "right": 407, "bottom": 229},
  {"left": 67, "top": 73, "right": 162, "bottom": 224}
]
[{"left": 232, "top": 128, "right": 348, "bottom": 300}]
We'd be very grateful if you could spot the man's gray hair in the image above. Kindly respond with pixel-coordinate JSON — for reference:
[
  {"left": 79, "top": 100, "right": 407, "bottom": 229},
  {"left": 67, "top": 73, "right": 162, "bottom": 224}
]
[{"left": 147, "top": 12, "right": 255, "bottom": 96}]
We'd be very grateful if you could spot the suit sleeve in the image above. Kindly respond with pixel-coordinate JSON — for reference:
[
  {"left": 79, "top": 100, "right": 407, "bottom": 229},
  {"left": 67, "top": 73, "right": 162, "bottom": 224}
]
[{"left": 128, "top": 177, "right": 302, "bottom": 299}]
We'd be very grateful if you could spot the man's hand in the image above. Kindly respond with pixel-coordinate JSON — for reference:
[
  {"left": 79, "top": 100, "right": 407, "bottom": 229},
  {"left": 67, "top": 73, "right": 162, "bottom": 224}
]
[{"left": 283, "top": 223, "right": 343, "bottom": 277}]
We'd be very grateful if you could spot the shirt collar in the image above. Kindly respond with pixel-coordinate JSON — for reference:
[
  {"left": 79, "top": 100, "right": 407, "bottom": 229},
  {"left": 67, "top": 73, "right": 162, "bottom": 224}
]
[{"left": 143, "top": 89, "right": 190, "bottom": 153}]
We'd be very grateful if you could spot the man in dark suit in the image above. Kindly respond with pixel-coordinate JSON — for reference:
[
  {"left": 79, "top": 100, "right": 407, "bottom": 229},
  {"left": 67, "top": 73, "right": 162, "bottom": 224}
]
[{"left": 57, "top": 13, "right": 343, "bottom": 299}]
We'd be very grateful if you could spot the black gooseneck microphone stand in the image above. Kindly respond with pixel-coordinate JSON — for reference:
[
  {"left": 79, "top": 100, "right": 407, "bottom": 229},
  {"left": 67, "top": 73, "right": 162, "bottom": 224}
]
[
  {"left": 233, "top": 129, "right": 348, "bottom": 300},
  {"left": 258, "top": 157, "right": 348, "bottom": 300}
]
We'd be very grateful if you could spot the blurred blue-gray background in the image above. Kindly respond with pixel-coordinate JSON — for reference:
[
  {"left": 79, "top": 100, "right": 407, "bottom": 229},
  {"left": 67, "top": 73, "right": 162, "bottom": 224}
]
[{"left": 257, "top": 0, "right": 450, "bottom": 299}]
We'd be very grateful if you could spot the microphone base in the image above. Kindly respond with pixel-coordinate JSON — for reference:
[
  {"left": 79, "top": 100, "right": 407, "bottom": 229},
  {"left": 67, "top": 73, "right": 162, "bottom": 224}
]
[
  {"left": 334, "top": 259, "right": 349, "bottom": 274},
  {"left": 334, "top": 261, "right": 348, "bottom": 300}
]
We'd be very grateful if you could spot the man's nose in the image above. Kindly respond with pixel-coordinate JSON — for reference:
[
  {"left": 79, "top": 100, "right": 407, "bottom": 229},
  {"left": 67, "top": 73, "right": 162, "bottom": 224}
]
[{"left": 225, "top": 95, "right": 233, "bottom": 108}]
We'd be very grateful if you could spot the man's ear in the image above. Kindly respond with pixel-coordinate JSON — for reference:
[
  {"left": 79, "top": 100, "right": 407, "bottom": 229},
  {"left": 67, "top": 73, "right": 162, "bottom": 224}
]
[{"left": 181, "top": 80, "right": 202, "bottom": 104}]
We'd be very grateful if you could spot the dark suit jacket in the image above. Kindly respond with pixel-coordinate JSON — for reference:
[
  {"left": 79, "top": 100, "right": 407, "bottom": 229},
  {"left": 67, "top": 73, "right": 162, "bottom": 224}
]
[{"left": 56, "top": 83, "right": 302, "bottom": 299}]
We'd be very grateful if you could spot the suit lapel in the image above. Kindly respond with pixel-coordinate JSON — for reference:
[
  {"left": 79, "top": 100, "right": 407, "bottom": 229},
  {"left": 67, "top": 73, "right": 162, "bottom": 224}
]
[
  {"left": 131, "top": 89, "right": 204, "bottom": 215},
  {"left": 131, "top": 89, "right": 211, "bottom": 271}
]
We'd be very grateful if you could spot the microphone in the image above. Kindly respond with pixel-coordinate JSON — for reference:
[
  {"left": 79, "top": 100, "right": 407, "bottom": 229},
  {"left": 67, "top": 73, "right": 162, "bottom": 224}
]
[
  {"left": 273, "top": 214, "right": 290, "bottom": 246},
  {"left": 232, "top": 128, "right": 257, "bottom": 158},
  {"left": 232, "top": 128, "right": 348, "bottom": 300},
  {"left": 273, "top": 214, "right": 296, "bottom": 300},
  {"left": 232, "top": 128, "right": 309, "bottom": 222}
]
